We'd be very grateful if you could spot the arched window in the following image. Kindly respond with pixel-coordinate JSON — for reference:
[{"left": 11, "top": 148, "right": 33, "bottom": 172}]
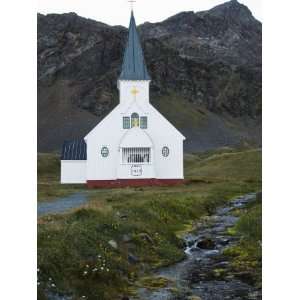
[
  {"left": 140, "top": 116, "right": 147, "bottom": 129},
  {"left": 131, "top": 113, "right": 139, "bottom": 127},
  {"left": 123, "top": 116, "right": 130, "bottom": 129}
]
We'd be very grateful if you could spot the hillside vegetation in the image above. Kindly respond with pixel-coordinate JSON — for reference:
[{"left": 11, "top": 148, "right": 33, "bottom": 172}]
[{"left": 37, "top": 147, "right": 261, "bottom": 299}]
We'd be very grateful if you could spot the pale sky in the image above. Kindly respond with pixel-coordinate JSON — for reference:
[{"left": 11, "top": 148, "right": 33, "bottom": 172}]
[{"left": 37, "top": 0, "right": 262, "bottom": 26}]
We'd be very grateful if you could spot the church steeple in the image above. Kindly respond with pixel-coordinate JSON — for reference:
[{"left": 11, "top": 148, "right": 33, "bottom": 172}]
[{"left": 119, "top": 11, "right": 151, "bottom": 81}]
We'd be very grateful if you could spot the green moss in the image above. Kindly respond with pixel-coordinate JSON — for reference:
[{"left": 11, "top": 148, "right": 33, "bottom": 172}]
[
  {"left": 227, "top": 227, "right": 237, "bottom": 236},
  {"left": 175, "top": 222, "right": 194, "bottom": 238},
  {"left": 138, "top": 276, "right": 171, "bottom": 290},
  {"left": 213, "top": 268, "right": 226, "bottom": 278}
]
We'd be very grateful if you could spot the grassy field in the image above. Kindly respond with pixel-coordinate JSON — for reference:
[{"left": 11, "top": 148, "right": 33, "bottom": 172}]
[{"left": 37, "top": 147, "right": 261, "bottom": 299}]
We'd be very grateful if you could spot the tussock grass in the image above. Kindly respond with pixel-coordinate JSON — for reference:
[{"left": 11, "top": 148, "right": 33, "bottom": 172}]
[{"left": 38, "top": 148, "right": 261, "bottom": 299}]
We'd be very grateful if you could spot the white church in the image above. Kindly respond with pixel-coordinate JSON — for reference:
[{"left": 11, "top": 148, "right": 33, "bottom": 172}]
[{"left": 61, "top": 11, "right": 186, "bottom": 188}]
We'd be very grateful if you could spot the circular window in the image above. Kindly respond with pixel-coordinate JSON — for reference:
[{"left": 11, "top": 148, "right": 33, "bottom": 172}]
[
  {"left": 162, "top": 146, "right": 170, "bottom": 157},
  {"left": 101, "top": 146, "right": 109, "bottom": 157}
]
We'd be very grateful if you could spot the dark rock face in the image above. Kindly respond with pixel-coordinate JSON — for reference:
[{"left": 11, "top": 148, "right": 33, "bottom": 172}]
[
  {"left": 37, "top": 0, "right": 261, "bottom": 152},
  {"left": 140, "top": 0, "right": 261, "bottom": 67}
]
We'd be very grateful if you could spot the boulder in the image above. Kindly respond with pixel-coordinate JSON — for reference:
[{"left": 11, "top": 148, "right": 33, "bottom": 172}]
[
  {"left": 128, "top": 253, "right": 139, "bottom": 264},
  {"left": 108, "top": 240, "right": 118, "bottom": 249},
  {"left": 196, "top": 238, "right": 216, "bottom": 250},
  {"left": 218, "top": 237, "right": 230, "bottom": 246},
  {"left": 122, "top": 234, "right": 132, "bottom": 243},
  {"left": 186, "top": 239, "right": 196, "bottom": 248}
]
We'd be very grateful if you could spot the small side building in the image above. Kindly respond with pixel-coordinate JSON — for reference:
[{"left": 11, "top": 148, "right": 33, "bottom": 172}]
[{"left": 60, "top": 139, "right": 87, "bottom": 184}]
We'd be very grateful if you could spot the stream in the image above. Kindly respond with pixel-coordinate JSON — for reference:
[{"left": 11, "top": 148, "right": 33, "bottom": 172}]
[{"left": 136, "top": 193, "right": 261, "bottom": 300}]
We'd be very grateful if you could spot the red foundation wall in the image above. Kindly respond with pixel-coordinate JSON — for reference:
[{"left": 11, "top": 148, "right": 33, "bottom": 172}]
[{"left": 86, "top": 179, "right": 185, "bottom": 188}]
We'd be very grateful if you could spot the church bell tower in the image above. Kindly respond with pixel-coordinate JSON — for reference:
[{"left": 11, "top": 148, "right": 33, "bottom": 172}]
[{"left": 118, "top": 11, "right": 151, "bottom": 106}]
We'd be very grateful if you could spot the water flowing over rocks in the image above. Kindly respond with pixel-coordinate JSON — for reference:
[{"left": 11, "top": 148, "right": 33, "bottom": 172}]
[{"left": 136, "top": 193, "right": 261, "bottom": 300}]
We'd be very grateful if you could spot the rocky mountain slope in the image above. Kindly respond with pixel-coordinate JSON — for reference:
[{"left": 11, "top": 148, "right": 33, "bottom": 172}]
[{"left": 37, "top": 0, "right": 261, "bottom": 152}]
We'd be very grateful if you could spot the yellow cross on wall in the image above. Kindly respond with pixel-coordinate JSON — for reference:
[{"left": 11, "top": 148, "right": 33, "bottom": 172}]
[{"left": 131, "top": 87, "right": 139, "bottom": 97}]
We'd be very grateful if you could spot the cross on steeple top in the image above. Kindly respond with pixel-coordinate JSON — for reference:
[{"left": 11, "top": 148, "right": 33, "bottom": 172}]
[{"left": 128, "top": 0, "right": 136, "bottom": 10}]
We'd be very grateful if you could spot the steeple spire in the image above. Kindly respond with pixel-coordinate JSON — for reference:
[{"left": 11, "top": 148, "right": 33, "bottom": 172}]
[{"left": 119, "top": 11, "right": 151, "bottom": 81}]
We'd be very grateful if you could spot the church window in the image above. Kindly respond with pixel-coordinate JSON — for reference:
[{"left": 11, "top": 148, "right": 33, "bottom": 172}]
[
  {"left": 162, "top": 146, "right": 170, "bottom": 157},
  {"left": 131, "top": 113, "right": 139, "bottom": 127},
  {"left": 140, "top": 116, "right": 148, "bottom": 129},
  {"left": 123, "top": 117, "right": 130, "bottom": 129},
  {"left": 122, "top": 147, "right": 151, "bottom": 164},
  {"left": 101, "top": 146, "right": 109, "bottom": 157}
]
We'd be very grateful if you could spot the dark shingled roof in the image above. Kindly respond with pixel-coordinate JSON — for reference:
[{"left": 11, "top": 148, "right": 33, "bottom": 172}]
[
  {"left": 61, "top": 139, "right": 87, "bottom": 160},
  {"left": 119, "top": 11, "right": 151, "bottom": 81}
]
